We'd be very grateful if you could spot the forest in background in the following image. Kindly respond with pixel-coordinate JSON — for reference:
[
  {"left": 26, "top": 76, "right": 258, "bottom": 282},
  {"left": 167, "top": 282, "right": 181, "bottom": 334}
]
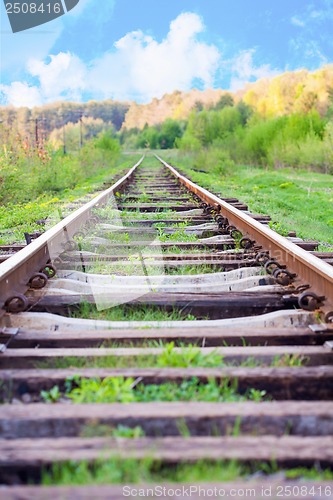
[
  {"left": 1, "top": 64, "right": 332, "bottom": 133},
  {"left": 1, "top": 64, "right": 333, "bottom": 210}
]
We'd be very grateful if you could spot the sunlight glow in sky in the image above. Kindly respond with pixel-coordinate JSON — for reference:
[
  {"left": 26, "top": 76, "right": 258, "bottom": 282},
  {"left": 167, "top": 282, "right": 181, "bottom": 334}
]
[{"left": 1, "top": 0, "right": 332, "bottom": 106}]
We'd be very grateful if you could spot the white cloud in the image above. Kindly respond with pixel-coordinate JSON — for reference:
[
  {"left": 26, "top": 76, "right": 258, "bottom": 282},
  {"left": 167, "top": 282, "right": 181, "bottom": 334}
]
[
  {"left": 28, "top": 53, "right": 87, "bottom": 101},
  {"left": 0, "top": 82, "right": 42, "bottom": 107},
  {"left": 88, "top": 12, "right": 220, "bottom": 101},
  {"left": 229, "top": 49, "right": 280, "bottom": 91},
  {"left": 0, "top": 52, "right": 87, "bottom": 107},
  {"left": 0, "top": 12, "right": 221, "bottom": 106},
  {"left": 291, "top": 16, "right": 305, "bottom": 27}
]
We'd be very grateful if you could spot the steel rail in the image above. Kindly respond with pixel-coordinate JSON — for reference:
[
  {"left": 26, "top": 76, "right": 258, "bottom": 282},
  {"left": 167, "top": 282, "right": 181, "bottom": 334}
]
[
  {"left": 156, "top": 155, "right": 333, "bottom": 313},
  {"left": 0, "top": 156, "right": 144, "bottom": 314}
]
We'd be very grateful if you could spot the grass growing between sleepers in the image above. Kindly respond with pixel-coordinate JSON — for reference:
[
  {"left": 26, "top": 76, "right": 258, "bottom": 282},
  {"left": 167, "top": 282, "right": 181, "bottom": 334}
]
[
  {"left": 71, "top": 303, "right": 198, "bottom": 322},
  {"left": 42, "top": 458, "right": 333, "bottom": 486},
  {"left": 41, "top": 376, "right": 268, "bottom": 404},
  {"left": 37, "top": 340, "right": 307, "bottom": 370},
  {"left": 84, "top": 259, "right": 221, "bottom": 275}
]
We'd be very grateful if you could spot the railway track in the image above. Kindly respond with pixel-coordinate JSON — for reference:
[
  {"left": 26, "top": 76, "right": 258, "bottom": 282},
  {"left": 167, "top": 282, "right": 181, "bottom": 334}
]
[{"left": 0, "top": 154, "right": 333, "bottom": 498}]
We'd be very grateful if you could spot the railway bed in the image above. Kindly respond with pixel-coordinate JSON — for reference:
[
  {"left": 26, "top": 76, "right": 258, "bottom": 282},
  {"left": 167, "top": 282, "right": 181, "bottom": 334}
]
[{"left": 0, "top": 154, "right": 333, "bottom": 496}]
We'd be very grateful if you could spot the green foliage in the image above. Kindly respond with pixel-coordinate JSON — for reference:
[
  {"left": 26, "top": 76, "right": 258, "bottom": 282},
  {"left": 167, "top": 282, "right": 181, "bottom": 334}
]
[
  {"left": 42, "top": 458, "right": 252, "bottom": 485},
  {"left": 49, "top": 118, "right": 111, "bottom": 151},
  {"left": 171, "top": 153, "right": 333, "bottom": 245},
  {"left": 157, "top": 228, "right": 198, "bottom": 242},
  {"left": 155, "top": 342, "right": 223, "bottom": 368},
  {"left": 42, "top": 457, "right": 155, "bottom": 485},
  {"left": 175, "top": 101, "right": 333, "bottom": 171},
  {"left": 68, "top": 377, "right": 136, "bottom": 404},
  {"left": 72, "top": 303, "right": 195, "bottom": 322},
  {"left": 111, "top": 425, "right": 145, "bottom": 438},
  {"left": 42, "top": 456, "right": 333, "bottom": 486},
  {"left": 0, "top": 133, "right": 120, "bottom": 206},
  {"left": 193, "top": 145, "right": 235, "bottom": 175},
  {"left": 80, "top": 424, "right": 145, "bottom": 438},
  {"left": 95, "top": 133, "right": 120, "bottom": 152},
  {"left": 0, "top": 100, "right": 129, "bottom": 137},
  {"left": 285, "top": 467, "right": 333, "bottom": 480},
  {"left": 213, "top": 93, "right": 235, "bottom": 110},
  {"left": 0, "top": 151, "right": 131, "bottom": 244},
  {"left": 65, "top": 376, "right": 267, "bottom": 404},
  {"left": 133, "top": 119, "right": 183, "bottom": 150},
  {"left": 159, "top": 119, "right": 182, "bottom": 149},
  {"left": 41, "top": 385, "right": 61, "bottom": 403},
  {"left": 243, "top": 115, "right": 286, "bottom": 164},
  {"left": 271, "top": 354, "right": 307, "bottom": 367}
]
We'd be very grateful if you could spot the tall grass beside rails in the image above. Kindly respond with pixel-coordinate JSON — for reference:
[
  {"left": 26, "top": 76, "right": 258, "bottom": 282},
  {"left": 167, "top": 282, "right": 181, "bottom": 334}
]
[
  {"left": 0, "top": 135, "right": 120, "bottom": 205},
  {"left": 163, "top": 151, "right": 333, "bottom": 247},
  {"left": 0, "top": 145, "right": 140, "bottom": 244},
  {"left": 175, "top": 106, "right": 333, "bottom": 173}
]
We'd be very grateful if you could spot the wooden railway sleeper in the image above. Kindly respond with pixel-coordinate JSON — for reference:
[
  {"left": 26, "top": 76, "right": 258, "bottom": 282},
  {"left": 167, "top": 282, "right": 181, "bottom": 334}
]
[{"left": 0, "top": 327, "right": 18, "bottom": 353}]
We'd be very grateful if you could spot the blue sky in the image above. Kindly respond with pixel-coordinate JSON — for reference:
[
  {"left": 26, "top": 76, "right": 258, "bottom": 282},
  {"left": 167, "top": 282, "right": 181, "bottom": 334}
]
[{"left": 0, "top": 0, "right": 332, "bottom": 106}]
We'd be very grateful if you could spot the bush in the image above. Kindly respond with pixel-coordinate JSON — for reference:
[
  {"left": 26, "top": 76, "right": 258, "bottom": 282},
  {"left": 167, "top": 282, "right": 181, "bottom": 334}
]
[
  {"left": 0, "top": 133, "right": 121, "bottom": 205},
  {"left": 95, "top": 134, "right": 120, "bottom": 153},
  {"left": 193, "top": 146, "right": 235, "bottom": 175}
]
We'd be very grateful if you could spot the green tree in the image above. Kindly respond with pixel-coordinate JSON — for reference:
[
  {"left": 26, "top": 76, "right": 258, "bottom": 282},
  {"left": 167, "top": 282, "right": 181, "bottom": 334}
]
[
  {"left": 158, "top": 119, "right": 182, "bottom": 149},
  {"left": 214, "top": 93, "right": 234, "bottom": 110}
]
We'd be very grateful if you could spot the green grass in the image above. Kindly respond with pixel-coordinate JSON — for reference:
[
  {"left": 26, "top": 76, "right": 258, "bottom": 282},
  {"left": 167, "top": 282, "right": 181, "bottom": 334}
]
[
  {"left": 42, "top": 458, "right": 249, "bottom": 485},
  {"left": 120, "top": 209, "right": 179, "bottom": 220},
  {"left": 44, "top": 376, "right": 267, "bottom": 404},
  {"left": 37, "top": 343, "right": 307, "bottom": 371},
  {"left": 165, "top": 264, "right": 222, "bottom": 275},
  {"left": 157, "top": 228, "right": 198, "bottom": 243},
  {"left": 38, "top": 343, "right": 223, "bottom": 370},
  {"left": 83, "top": 257, "right": 165, "bottom": 276},
  {"left": 71, "top": 303, "right": 197, "bottom": 322},
  {"left": 0, "top": 154, "right": 142, "bottom": 245},
  {"left": 42, "top": 457, "right": 333, "bottom": 486},
  {"left": 168, "top": 151, "right": 333, "bottom": 246},
  {"left": 80, "top": 424, "right": 145, "bottom": 439}
]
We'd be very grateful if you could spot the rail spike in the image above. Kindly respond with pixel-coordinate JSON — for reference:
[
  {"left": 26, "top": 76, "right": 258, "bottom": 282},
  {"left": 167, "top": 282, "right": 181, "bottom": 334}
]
[
  {"left": 28, "top": 272, "right": 48, "bottom": 289},
  {"left": 325, "top": 311, "right": 333, "bottom": 323},
  {"left": 298, "top": 291, "right": 326, "bottom": 311},
  {"left": 4, "top": 294, "right": 28, "bottom": 313}
]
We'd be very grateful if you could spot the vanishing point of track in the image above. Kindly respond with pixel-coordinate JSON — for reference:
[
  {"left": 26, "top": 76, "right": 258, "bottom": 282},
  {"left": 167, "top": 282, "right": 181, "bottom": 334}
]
[{"left": 0, "top": 154, "right": 333, "bottom": 499}]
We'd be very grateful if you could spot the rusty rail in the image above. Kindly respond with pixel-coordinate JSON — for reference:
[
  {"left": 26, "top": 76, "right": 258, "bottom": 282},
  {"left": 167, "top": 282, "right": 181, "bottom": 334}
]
[
  {"left": 0, "top": 156, "right": 144, "bottom": 314},
  {"left": 156, "top": 155, "right": 333, "bottom": 314}
]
